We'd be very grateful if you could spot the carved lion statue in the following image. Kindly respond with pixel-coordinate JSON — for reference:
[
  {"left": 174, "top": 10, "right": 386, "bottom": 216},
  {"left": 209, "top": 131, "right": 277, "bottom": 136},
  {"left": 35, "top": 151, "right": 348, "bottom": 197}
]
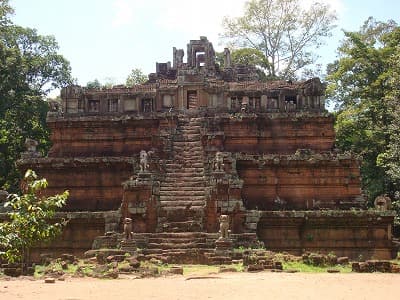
[
  {"left": 214, "top": 152, "right": 224, "bottom": 172},
  {"left": 123, "top": 217, "right": 133, "bottom": 240},
  {"left": 219, "top": 215, "right": 230, "bottom": 239},
  {"left": 139, "top": 150, "right": 149, "bottom": 172},
  {"left": 374, "top": 195, "right": 392, "bottom": 211}
]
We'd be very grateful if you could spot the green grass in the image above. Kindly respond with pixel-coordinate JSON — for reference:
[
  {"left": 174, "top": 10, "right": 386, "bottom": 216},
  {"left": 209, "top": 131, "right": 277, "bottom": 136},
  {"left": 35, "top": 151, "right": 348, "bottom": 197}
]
[
  {"left": 155, "top": 263, "right": 244, "bottom": 276},
  {"left": 283, "top": 261, "right": 352, "bottom": 273},
  {"left": 34, "top": 261, "right": 94, "bottom": 278}
]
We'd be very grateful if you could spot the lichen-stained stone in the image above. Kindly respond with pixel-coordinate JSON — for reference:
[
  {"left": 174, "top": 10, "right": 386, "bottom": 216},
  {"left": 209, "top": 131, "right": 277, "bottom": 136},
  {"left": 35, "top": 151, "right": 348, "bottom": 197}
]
[{"left": 14, "top": 37, "right": 395, "bottom": 262}]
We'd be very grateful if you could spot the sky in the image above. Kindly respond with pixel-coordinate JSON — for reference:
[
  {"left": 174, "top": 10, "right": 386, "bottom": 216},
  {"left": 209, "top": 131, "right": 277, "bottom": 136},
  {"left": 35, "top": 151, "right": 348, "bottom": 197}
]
[{"left": 9, "top": 0, "right": 400, "bottom": 95}]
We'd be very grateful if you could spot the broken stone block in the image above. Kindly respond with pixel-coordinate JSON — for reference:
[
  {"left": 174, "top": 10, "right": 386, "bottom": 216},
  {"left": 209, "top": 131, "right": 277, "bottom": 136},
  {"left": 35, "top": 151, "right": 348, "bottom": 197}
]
[
  {"left": 247, "top": 264, "right": 264, "bottom": 272},
  {"left": 337, "top": 257, "right": 349, "bottom": 265},
  {"left": 327, "top": 269, "right": 340, "bottom": 273},
  {"left": 44, "top": 278, "right": 56, "bottom": 283},
  {"left": 3, "top": 268, "right": 22, "bottom": 277},
  {"left": 61, "top": 261, "right": 68, "bottom": 270},
  {"left": 169, "top": 266, "right": 184, "bottom": 275},
  {"left": 127, "top": 257, "right": 140, "bottom": 268}
]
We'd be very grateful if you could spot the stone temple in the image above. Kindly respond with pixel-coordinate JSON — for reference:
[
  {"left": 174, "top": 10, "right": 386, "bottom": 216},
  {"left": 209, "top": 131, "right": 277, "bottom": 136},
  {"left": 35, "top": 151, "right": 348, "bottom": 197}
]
[{"left": 18, "top": 36, "right": 396, "bottom": 262}]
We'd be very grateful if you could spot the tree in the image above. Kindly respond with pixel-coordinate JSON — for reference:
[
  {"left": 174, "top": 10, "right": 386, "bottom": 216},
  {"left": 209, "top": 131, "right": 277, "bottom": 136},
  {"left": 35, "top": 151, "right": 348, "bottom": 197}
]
[
  {"left": 376, "top": 44, "right": 400, "bottom": 228},
  {"left": 221, "top": 0, "right": 337, "bottom": 79},
  {"left": 0, "top": 0, "right": 12, "bottom": 25},
  {"left": 326, "top": 18, "right": 400, "bottom": 225},
  {"left": 216, "top": 48, "right": 269, "bottom": 81},
  {"left": 126, "top": 68, "right": 147, "bottom": 87},
  {"left": 86, "top": 79, "right": 102, "bottom": 89},
  {"left": 0, "top": 0, "right": 72, "bottom": 192},
  {"left": 0, "top": 170, "right": 69, "bottom": 264}
]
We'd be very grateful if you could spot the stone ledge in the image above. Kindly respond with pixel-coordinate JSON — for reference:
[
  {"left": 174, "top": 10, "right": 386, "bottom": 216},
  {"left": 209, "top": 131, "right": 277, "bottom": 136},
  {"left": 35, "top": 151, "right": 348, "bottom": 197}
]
[
  {"left": 259, "top": 210, "right": 396, "bottom": 218},
  {"left": 17, "top": 157, "right": 135, "bottom": 168}
]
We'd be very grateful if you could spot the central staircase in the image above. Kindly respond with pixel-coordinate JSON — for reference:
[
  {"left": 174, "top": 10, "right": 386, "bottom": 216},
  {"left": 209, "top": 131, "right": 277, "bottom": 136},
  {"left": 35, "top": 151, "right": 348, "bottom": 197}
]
[{"left": 157, "top": 116, "right": 207, "bottom": 232}]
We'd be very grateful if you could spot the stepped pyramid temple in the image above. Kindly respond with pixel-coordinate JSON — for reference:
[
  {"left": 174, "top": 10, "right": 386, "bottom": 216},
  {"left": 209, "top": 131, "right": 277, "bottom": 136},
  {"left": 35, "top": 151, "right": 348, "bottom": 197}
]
[{"left": 18, "top": 37, "right": 396, "bottom": 262}]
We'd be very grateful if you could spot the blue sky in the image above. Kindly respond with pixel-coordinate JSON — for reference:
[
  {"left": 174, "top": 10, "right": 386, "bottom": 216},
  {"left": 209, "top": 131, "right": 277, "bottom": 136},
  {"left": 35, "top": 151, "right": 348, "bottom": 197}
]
[{"left": 9, "top": 0, "right": 400, "bottom": 93}]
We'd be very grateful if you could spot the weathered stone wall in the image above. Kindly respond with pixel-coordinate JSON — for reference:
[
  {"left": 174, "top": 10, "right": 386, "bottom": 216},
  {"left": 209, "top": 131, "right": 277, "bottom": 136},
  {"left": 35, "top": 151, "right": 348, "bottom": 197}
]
[
  {"left": 236, "top": 154, "right": 362, "bottom": 210},
  {"left": 204, "top": 114, "right": 335, "bottom": 154},
  {"left": 257, "top": 211, "right": 395, "bottom": 259},
  {"left": 17, "top": 158, "right": 134, "bottom": 211},
  {"left": 0, "top": 212, "right": 108, "bottom": 263},
  {"left": 47, "top": 116, "right": 163, "bottom": 157}
]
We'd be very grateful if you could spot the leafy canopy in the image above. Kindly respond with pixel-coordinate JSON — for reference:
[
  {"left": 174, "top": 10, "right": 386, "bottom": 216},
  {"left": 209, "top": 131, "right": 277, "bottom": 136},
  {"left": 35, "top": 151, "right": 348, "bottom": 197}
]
[
  {"left": 221, "top": 0, "right": 337, "bottom": 79},
  {"left": 126, "top": 68, "right": 147, "bottom": 87},
  {"left": 326, "top": 18, "right": 400, "bottom": 226},
  {"left": 0, "top": 170, "right": 69, "bottom": 263},
  {"left": 0, "top": 0, "right": 72, "bottom": 192}
]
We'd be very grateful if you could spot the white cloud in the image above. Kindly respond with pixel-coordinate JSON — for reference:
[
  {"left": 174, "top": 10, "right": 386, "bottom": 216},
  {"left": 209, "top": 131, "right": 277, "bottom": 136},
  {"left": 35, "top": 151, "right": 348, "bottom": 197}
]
[
  {"left": 156, "top": 0, "right": 247, "bottom": 48},
  {"left": 111, "top": 0, "right": 137, "bottom": 28},
  {"left": 301, "top": 0, "right": 346, "bottom": 16},
  {"left": 155, "top": 0, "right": 345, "bottom": 50}
]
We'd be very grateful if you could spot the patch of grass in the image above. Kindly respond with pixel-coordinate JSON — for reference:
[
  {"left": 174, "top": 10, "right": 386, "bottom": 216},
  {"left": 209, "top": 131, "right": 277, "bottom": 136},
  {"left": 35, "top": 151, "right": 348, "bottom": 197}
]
[
  {"left": 229, "top": 262, "right": 244, "bottom": 272},
  {"left": 34, "top": 260, "right": 94, "bottom": 278},
  {"left": 182, "top": 264, "right": 220, "bottom": 275},
  {"left": 283, "top": 261, "right": 352, "bottom": 273}
]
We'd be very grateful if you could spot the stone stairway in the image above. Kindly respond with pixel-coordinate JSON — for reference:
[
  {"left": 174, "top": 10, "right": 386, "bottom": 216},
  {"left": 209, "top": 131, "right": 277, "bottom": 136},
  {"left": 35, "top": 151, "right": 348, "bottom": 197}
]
[
  {"left": 134, "top": 232, "right": 218, "bottom": 263},
  {"left": 157, "top": 116, "right": 206, "bottom": 232}
]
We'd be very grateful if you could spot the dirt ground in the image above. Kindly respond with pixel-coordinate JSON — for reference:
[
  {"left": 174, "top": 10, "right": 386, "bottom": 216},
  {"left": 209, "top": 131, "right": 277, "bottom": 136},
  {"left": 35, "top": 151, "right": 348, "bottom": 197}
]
[{"left": 1, "top": 272, "right": 400, "bottom": 300}]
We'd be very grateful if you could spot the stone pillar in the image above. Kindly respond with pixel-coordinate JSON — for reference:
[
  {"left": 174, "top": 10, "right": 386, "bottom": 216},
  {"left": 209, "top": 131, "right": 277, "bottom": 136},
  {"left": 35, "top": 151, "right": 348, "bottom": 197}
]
[{"left": 223, "top": 48, "right": 231, "bottom": 68}]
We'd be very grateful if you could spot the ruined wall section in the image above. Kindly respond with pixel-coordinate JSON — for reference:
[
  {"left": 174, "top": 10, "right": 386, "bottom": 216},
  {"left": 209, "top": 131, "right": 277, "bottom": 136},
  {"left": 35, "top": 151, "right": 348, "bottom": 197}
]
[
  {"left": 236, "top": 153, "right": 363, "bottom": 210},
  {"left": 17, "top": 157, "right": 134, "bottom": 211},
  {"left": 204, "top": 114, "right": 334, "bottom": 154},
  {"left": 47, "top": 116, "right": 162, "bottom": 157},
  {"left": 257, "top": 210, "right": 395, "bottom": 259}
]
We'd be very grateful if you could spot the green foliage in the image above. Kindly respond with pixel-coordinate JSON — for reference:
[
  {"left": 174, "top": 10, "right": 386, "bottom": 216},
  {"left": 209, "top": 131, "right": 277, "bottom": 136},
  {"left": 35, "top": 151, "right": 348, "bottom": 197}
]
[
  {"left": 0, "top": 170, "right": 69, "bottom": 263},
  {"left": 0, "top": 0, "right": 13, "bottom": 26},
  {"left": 0, "top": 3, "right": 72, "bottom": 192},
  {"left": 282, "top": 261, "right": 351, "bottom": 273},
  {"left": 221, "top": 0, "right": 337, "bottom": 79},
  {"left": 217, "top": 48, "right": 270, "bottom": 81},
  {"left": 126, "top": 68, "right": 147, "bottom": 87},
  {"left": 326, "top": 18, "right": 400, "bottom": 226},
  {"left": 86, "top": 79, "right": 102, "bottom": 89}
]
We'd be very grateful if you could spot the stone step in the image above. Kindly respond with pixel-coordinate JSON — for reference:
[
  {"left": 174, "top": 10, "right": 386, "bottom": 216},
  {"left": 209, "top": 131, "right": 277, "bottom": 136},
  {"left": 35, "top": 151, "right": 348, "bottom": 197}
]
[
  {"left": 165, "top": 165, "right": 204, "bottom": 170},
  {"left": 135, "top": 232, "right": 209, "bottom": 239},
  {"left": 158, "top": 207, "right": 205, "bottom": 214},
  {"left": 163, "top": 177, "right": 205, "bottom": 183},
  {"left": 183, "top": 134, "right": 201, "bottom": 139},
  {"left": 179, "top": 122, "right": 202, "bottom": 126},
  {"left": 161, "top": 183, "right": 206, "bottom": 189},
  {"left": 163, "top": 173, "right": 204, "bottom": 178},
  {"left": 147, "top": 242, "right": 208, "bottom": 249},
  {"left": 174, "top": 138, "right": 202, "bottom": 142},
  {"left": 167, "top": 165, "right": 204, "bottom": 170},
  {"left": 174, "top": 150, "right": 204, "bottom": 155},
  {"left": 172, "top": 158, "right": 204, "bottom": 163},
  {"left": 159, "top": 190, "right": 205, "bottom": 196},
  {"left": 173, "top": 146, "right": 203, "bottom": 151},
  {"left": 173, "top": 147, "right": 203, "bottom": 151},
  {"left": 142, "top": 248, "right": 212, "bottom": 256},
  {"left": 158, "top": 201, "right": 205, "bottom": 208},
  {"left": 158, "top": 221, "right": 204, "bottom": 232},
  {"left": 164, "top": 168, "right": 204, "bottom": 173},
  {"left": 177, "top": 130, "right": 200, "bottom": 135},
  {"left": 161, "top": 184, "right": 205, "bottom": 190},
  {"left": 160, "top": 186, "right": 205, "bottom": 191},
  {"left": 173, "top": 143, "right": 203, "bottom": 148},
  {"left": 147, "top": 237, "right": 206, "bottom": 244},
  {"left": 163, "top": 168, "right": 204, "bottom": 172},
  {"left": 161, "top": 177, "right": 205, "bottom": 182},
  {"left": 160, "top": 193, "right": 205, "bottom": 205},
  {"left": 178, "top": 122, "right": 201, "bottom": 125}
]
